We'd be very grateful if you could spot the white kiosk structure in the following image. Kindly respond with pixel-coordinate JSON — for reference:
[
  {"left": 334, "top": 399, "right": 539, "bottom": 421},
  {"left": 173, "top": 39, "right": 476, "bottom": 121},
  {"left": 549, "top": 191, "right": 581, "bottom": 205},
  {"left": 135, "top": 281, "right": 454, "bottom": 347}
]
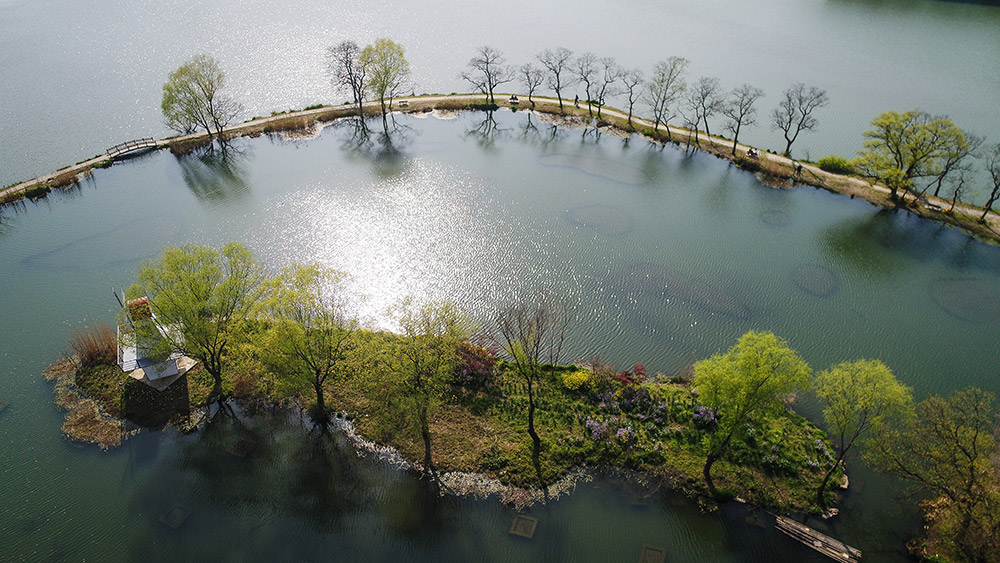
[{"left": 116, "top": 294, "right": 197, "bottom": 391}]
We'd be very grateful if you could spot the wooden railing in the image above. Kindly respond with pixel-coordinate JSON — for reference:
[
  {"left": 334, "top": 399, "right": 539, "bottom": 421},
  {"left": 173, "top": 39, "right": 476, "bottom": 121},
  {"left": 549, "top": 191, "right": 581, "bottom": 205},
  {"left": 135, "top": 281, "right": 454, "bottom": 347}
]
[{"left": 106, "top": 137, "right": 158, "bottom": 158}]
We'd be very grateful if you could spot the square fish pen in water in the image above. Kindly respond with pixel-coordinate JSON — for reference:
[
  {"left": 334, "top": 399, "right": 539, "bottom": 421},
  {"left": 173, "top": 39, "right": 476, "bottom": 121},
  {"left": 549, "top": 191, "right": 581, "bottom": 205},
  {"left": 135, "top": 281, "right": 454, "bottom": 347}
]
[
  {"left": 158, "top": 504, "right": 192, "bottom": 529},
  {"left": 639, "top": 544, "right": 667, "bottom": 563},
  {"left": 508, "top": 514, "right": 538, "bottom": 539}
]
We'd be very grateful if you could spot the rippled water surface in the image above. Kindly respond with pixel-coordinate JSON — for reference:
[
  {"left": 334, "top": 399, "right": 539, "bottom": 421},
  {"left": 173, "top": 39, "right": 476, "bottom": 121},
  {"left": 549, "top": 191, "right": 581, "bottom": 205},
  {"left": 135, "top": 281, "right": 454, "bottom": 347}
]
[{"left": 2, "top": 110, "right": 999, "bottom": 561}]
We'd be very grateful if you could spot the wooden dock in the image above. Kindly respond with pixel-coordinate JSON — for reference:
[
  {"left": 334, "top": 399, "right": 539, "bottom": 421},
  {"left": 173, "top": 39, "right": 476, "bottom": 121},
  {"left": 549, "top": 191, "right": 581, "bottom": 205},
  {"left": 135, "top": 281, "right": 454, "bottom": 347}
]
[{"left": 775, "top": 515, "right": 861, "bottom": 562}]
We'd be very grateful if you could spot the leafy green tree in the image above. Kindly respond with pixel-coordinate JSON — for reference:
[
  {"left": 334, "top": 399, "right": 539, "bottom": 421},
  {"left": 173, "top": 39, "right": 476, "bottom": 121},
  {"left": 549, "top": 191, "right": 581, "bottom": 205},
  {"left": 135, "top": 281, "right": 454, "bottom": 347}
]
[
  {"left": 852, "top": 110, "right": 970, "bottom": 202},
  {"left": 867, "top": 388, "right": 1000, "bottom": 562},
  {"left": 359, "top": 38, "right": 410, "bottom": 125},
  {"left": 693, "top": 331, "right": 811, "bottom": 496},
  {"left": 394, "top": 299, "right": 471, "bottom": 482},
  {"left": 772, "top": 83, "right": 829, "bottom": 158},
  {"left": 128, "top": 242, "right": 265, "bottom": 401},
  {"left": 161, "top": 54, "right": 241, "bottom": 138},
  {"left": 263, "top": 264, "right": 356, "bottom": 424},
  {"left": 814, "top": 359, "right": 912, "bottom": 509}
]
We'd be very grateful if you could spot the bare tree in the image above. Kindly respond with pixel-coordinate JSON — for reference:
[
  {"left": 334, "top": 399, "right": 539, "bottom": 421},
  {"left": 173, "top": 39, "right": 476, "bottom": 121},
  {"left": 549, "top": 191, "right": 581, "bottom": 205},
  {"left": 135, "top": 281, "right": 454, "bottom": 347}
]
[
  {"left": 947, "top": 170, "right": 970, "bottom": 214},
  {"left": 931, "top": 134, "right": 982, "bottom": 198},
  {"left": 573, "top": 52, "right": 599, "bottom": 117},
  {"left": 689, "top": 76, "right": 724, "bottom": 139},
  {"left": 519, "top": 63, "right": 544, "bottom": 107},
  {"left": 683, "top": 77, "right": 722, "bottom": 146},
  {"left": 495, "top": 298, "right": 569, "bottom": 453},
  {"left": 722, "top": 83, "right": 764, "bottom": 155},
  {"left": 981, "top": 143, "right": 1000, "bottom": 223},
  {"left": 617, "top": 68, "right": 644, "bottom": 129},
  {"left": 772, "top": 83, "right": 829, "bottom": 157},
  {"left": 460, "top": 46, "right": 513, "bottom": 105},
  {"left": 644, "top": 57, "right": 689, "bottom": 140},
  {"left": 327, "top": 40, "right": 367, "bottom": 118},
  {"left": 537, "top": 47, "right": 574, "bottom": 112},
  {"left": 593, "top": 57, "right": 622, "bottom": 120}
]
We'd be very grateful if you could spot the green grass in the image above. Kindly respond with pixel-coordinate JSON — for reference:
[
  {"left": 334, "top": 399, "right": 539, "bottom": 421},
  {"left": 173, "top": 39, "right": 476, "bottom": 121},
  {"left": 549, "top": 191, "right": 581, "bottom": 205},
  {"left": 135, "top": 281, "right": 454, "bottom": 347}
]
[{"left": 65, "top": 326, "right": 839, "bottom": 512}]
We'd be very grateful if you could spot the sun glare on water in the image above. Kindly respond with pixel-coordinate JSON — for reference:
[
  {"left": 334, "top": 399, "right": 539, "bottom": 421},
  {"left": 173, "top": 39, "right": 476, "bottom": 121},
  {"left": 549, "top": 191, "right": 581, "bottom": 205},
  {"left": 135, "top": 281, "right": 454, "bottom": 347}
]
[{"left": 261, "top": 157, "right": 515, "bottom": 329}]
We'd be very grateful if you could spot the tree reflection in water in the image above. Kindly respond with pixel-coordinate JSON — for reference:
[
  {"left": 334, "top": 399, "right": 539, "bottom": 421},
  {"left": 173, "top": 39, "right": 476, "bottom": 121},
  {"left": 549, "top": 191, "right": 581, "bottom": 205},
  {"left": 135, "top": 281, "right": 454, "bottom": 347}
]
[
  {"left": 339, "top": 117, "right": 413, "bottom": 180},
  {"left": 176, "top": 141, "right": 251, "bottom": 203}
]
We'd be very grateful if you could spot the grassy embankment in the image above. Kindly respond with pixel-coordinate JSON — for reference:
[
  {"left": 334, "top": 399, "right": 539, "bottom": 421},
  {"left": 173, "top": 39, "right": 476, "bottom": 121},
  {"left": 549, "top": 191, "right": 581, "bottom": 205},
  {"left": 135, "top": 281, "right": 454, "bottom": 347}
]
[
  {"left": 3, "top": 94, "right": 998, "bottom": 243},
  {"left": 51, "top": 325, "right": 843, "bottom": 514}
]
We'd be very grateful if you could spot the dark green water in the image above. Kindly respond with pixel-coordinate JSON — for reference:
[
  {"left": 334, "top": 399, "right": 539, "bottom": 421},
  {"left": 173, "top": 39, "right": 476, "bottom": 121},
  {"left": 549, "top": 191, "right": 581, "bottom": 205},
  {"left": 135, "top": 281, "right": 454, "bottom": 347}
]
[{"left": 2, "top": 111, "right": 999, "bottom": 560}]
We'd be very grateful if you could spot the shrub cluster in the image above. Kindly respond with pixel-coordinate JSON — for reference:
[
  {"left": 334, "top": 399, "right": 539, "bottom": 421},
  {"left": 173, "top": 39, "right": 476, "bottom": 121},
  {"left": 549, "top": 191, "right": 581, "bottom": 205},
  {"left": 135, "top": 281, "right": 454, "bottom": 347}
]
[
  {"left": 818, "top": 155, "right": 854, "bottom": 175},
  {"left": 451, "top": 342, "right": 500, "bottom": 391}
]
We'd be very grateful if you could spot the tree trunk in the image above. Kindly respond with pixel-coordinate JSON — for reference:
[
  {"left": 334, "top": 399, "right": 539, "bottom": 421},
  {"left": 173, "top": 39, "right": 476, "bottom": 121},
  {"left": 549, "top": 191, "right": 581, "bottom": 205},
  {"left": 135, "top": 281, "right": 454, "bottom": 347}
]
[
  {"left": 731, "top": 123, "right": 741, "bottom": 156},
  {"left": 979, "top": 188, "right": 998, "bottom": 223},
  {"left": 816, "top": 457, "right": 843, "bottom": 510},
  {"left": 420, "top": 402, "right": 435, "bottom": 479},
  {"left": 313, "top": 379, "right": 328, "bottom": 424},
  {"left": 783, "top": 139, "right": 793, "bottom": 158},
  {"left": 703, "top": 453, "right": 719, "bottom": 497},
  {"left": 206, "top": 354, "right": 224, "bottom": 401},
  {"left": 526, "top": 378, "right": 540, "bottom": 449}
]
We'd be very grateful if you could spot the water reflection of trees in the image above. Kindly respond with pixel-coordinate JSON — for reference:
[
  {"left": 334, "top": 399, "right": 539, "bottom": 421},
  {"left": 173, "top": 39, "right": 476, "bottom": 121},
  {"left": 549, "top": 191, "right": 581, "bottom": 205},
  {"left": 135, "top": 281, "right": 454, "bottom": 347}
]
[
  {"left": 176, "top": 141, "right": 251, "bottom": 203},
  {"left": 516, "top": 113, "right": 565, "bottom": 151},
  {"left": 339, "top": 117, "right": 413, "bottom": 179},
  {"left": 465, "top": 110, "right": 510, "bottom": 151},
  {"left": 171, "top": 413, "right": 372, "bottom": 533}
]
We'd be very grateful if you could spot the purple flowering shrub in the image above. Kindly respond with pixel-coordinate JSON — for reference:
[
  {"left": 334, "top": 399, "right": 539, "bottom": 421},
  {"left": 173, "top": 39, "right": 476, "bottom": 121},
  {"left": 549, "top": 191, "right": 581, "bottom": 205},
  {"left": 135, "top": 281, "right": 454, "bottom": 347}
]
[
  {"left": 451, "top": 342, "right": 500, "bottom": 391},
  {"left": 692, "top": 405, "right": 719, "bottom": 430},
  {"left": 581, "top": 415, "right": 638, "bottom": 449}
]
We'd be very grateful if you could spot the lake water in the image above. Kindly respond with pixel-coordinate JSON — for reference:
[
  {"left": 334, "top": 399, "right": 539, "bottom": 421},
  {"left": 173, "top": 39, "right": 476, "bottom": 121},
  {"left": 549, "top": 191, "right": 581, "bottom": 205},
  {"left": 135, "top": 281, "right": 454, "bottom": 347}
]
[
  {"left": 2, "top": 110, "right": 999, "bottom": 561},
  {"left": 2, "top": 1, "right": 1000, "bottom": 561}
]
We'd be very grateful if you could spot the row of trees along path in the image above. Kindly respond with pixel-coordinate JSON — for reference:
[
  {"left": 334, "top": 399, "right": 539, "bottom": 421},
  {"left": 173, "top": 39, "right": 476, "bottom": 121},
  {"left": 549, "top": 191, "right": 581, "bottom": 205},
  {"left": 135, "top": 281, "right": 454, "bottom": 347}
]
[
  {"left": 3, "top": 93, "right": 998, "bottom": 239},
  {"left": 0, "top": 45, "right": 1000, "bottom": 240}
]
